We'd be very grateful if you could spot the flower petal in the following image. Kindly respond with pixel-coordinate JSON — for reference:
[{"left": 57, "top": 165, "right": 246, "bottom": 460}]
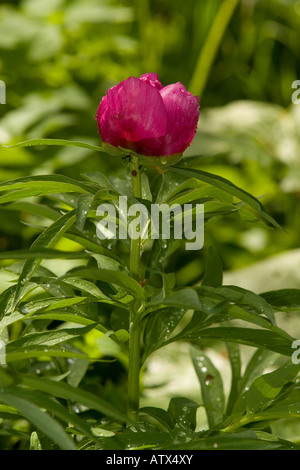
[
  {"left": 105, "top": 77, "right": 167, "bottom": 143},
  {"left": 158, "top": 82, "right": 200, "bottom": 155},
  {"left": 139, "top": 73, "right": 163, "bottom": 90}
]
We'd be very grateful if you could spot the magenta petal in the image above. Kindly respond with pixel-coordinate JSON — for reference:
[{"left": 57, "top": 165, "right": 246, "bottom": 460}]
[
  {"left": 158, "top": 82, "right": 200, "bottom": 155},
  {"left": 96, "top": 95, "right": 122, "bottom": 147},
  {"left": 139, "top": 73, "right": 163, "bottom": 90},
  {"left": 98, "top": 77, "right": 167, "bottom": 151},
  {"left": 96, "top": 75, "right": 199, "bottom": 158}
]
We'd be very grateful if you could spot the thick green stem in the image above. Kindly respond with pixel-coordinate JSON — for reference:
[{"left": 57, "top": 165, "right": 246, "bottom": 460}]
[
  {"left": 127, "top": 155, "right": 142, "bottom": 422},
  {"left": 127, "top": 311, "right": 141, "bottom": 422},
  {"left": 129, "top": 155, "right": 142, "bottom": 282}
]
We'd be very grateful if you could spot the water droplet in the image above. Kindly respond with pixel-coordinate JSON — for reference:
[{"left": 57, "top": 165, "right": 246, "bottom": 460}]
[
  {"left": 213, "top": 442, "right": 218, "bottom": 449},
  {"left": 201, "top": 366, "right": 207, "bottom": 373},
  {"left": 161, "top": 240, "right": 168, "bottom": 249},
  {"left": 161, "top": 157, "right": 168, "bottom": 165}
]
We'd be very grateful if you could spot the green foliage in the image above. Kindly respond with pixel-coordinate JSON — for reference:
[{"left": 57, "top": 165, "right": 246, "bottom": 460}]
[{"left": 0, "top": 138, "right": 299, "bottom": 449}]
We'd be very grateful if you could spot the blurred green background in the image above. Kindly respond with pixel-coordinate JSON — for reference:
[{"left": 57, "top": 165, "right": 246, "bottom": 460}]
[
  {"left": 1, "top": 0, "right": 300, "bottom": 291},
  {"left": 0, "top": 0, "right": 300, "bottom": 443}
]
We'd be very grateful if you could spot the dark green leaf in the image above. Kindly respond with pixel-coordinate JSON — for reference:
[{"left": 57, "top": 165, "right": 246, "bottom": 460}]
[
  {"left": 191, "top": 346, "right": 225, "bottom": 428},
  {"left": 62, "top": 267, "right": 145, "bottom": 301},
  {"left": 167, "top": 397, "right": 199, "bottom": 431},
  {"left": 176, "top": 326, "right": 294, "bottom": 356},
  {"left": 143, "top": 307, "right": 186, "bottom": 359},
  {"left": 170, "top": 166, "right": 281, "bottom": 228},
  {"left": 167, "top": 429, "right": 297, "bottom": 450},
  {"left": 225, "top": 342, "right": 242, "bottom": 415},
  {"left": 0, "top": 390, "right": 76, "bottom": 450},
  {"left": 20, "top": 376, "right": 129, "bottom": 423},
  {"left": 261, "top": 289, "right": 300, "bottom": 309},
  {"left": 201, "top": 246, "right": 223, "bottom": 287},
  {"left": 140, "top": 407, "right": 174, "bottom": 430},
  {"left": 12, "top": 210, "right": 76, "bottom": 308},
  {"left": 246, "top": 360, "right": 300, "bottom": 414}
]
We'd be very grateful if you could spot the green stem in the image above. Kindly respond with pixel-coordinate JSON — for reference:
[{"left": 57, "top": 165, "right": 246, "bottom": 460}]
[
  {"left": 221, "top": 414, "right": 259, "bottom": 433},
  {"left": 127, "top": 155, "right": 142, "bottom": 422},
  {"left": 189, "top": 0, "right": 241, "bottom": 100},
  {"left": 129, "top": 155, "right": 142, "bottom": 281}
]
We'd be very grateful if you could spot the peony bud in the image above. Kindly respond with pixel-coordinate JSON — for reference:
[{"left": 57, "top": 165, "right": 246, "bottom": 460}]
[{"left": 96, "top": 73, "right": 199, "bottom": 163}]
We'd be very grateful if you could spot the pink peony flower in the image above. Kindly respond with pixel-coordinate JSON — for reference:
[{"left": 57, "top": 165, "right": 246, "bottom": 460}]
[{"left": 96, "top": 73, "right": 199, "bottom": 159}]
